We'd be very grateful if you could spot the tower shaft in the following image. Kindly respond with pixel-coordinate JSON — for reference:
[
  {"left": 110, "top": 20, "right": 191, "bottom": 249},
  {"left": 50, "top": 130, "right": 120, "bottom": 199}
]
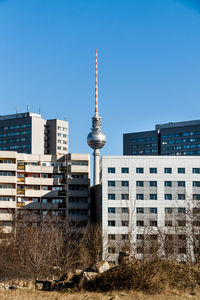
[{"left": 93, "top": 149, "right": 100, "bottom": 185}]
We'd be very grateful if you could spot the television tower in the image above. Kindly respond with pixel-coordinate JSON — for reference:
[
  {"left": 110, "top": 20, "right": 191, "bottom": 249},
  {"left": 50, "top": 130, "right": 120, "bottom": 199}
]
[{"left": 87, "top": 50, "right": 106, "bottom": 185}]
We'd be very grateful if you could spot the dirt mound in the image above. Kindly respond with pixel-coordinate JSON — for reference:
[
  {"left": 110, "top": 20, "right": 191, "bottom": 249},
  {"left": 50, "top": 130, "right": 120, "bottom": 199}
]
[{"left": 83, "top": 260, "right": 200, "bottom": 294}]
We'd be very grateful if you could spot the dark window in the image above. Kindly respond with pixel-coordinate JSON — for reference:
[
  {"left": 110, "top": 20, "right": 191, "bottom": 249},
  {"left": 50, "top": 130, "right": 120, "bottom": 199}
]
[
  {"left": 136, "top": 194, "right": 144, "bottom": 200},
  {"left": 108, "top": 221, "right": 115, "bottom": 226},
  {"left": 136, "top": 207, "right": 144, "bottom": 213},
  {"left": 150, "top": 207, "right": 157, "bottom": 214},
  {"left": 165, "top": 181, "right": 172, "bottom": 187},
  {"left": 178, "top": 194, "right": 185, "bottom": 200},
  {"left": 136, "top": 181, "right": 143, "bottom": 187},
  {"left": 150, "top": 194, "right": 157, "bottom": 200},
  {"left": 150, "top": 220, "right": 157, "bottom": 227},
  {"left": 193, "top": 194, "right": 200, "bottom": 200},
  {"left": 136, "top": 168, "right": 144, "bottom": 173},
  {"left": 122, "top": 234, "right": 129, "bottom": 240},
  {"left": 122, "top": 221, "right": 129, "bottom": 226},
  {"left": 193, "top": 181, "right": 200, "bottom": 187},
  {"left": 137, "top": 247, "right": 144, "bottom": 254},
  {"left": 178, "top": 168, "right": 185, "bottom": 174},
  {"left": 178, "top": 220, "right": 186, "bottom": 227},
  {"left": 178, "top": 181, "right": 185, "bottom": 187},
  {"left": 165, "top": 220, "right": 172, "bottom": 227},
  {"left": 108, "top": 207, "right": 115, "bottom": 213},
  {"left": 193, "top": 221, "right": 200, "bottom": 227},
  {"left": 121, "top": 207, "right": 129, "bottom": 213},
  {"left": 165, "top": 194, "right": 172, "bottom": 200},
  {"left": 121, "top": 168, "right": 129, "bottom": 173},
  {"left": 108, "top": 247, "right": 115, "bottom": 253},
  {"left": 137, "top": 220, "right": 144, "bottom": 227},
  {"left": 150, "top": 168, "right": 157, "bottom": 174},
  {"left": 121, "top": 194, "right": 129, "bottom": 200},
  {"left": 193, "top": 168, "right": 200, "bottom": 174},
  {"left": 150, "top": 181, "right": 157, "bottom": 187},
  {"left": 165, "top": 208, "right": 172, "bottom": 214},
  {"left": 178, "top": 234, "right": 186, "bottom": 240},
  {"left": 108, "top": 234, "right": 115, "bottom": 240},
  {"left": 121, "top": 181, "right": 129, "bottom": 186},
  {"left": 108, "top": 194, "right": 115, "bottom": 200},
  {"left": 108, "top": 181, "right": 115, "bottom": 187},
  {"left": 137, "top": 234, "right": 144, "bottom": 240},
  {"left": 178, "top": 248, "right": 186, "bottom": 254},
  {"left": 164, "top": 168, "right": 172, "bottom": 174},
  {"left": 108, "top": 168, "right": 115, "bottom": 173},
  {"left": 178, "top": 207, "right": 186, "bottom": 214}
]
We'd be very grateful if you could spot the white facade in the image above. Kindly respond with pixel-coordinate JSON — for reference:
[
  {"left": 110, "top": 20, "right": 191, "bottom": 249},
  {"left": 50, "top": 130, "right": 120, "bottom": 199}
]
[{"left": 98, "top": 156, "right": 200, "bottom": 262}]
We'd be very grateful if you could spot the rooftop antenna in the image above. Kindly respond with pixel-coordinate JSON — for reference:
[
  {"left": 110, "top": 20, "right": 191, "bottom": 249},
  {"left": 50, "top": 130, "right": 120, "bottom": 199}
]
[
  {"left": 27, "top": 105, "right": 29, "bottom": 112},
  {"left": 95, "top": 49, "right": 98, "bottom": 117},
  {"left": 39, "top": 105, "right": 41, "bottom": 114}
]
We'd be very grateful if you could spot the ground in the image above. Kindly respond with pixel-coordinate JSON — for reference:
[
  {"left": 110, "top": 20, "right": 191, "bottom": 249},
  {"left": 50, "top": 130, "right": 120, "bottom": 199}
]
[{"left": 0, "top": 290, "right": 199, "bottom": 300}]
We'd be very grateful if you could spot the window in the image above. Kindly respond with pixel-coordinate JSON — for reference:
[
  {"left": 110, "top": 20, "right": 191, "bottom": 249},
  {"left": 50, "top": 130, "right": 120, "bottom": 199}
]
[
  {"left": 121, "top": 207, "right": 129, "bottom": 213},
  {"left": 121, "top": 168, "right": 129, "bottom": 173},
  {"left": 136, "top": 181, "right": 143, "bottom": 187},
  {"left": 164, "top": 168, "right": 172, "bottom": 174},
  {"left": 150, "top": 168, "right": 157, "bottom": 174},
  {"left": 108, "top": 207, "right": 115, "bottom": 213},
  {"left": 136, "top": 194, "right": 144, "bottom": 200},
  {"left": 193, "top": 194, "right": 200, "bottom": 200},
  {"left": 150, "top": 194, "right": 157, "bottom": 200},
  {"left": 108, "top": 234, "right": 115, "bottom": 240},
  {"left": 165, "top": 194, "right": 172, "bottom": 200},
  {"left": 136, "top": 207, "right": 144, "bottom": 213},
  {"left": 108, "top": 181, "right": 115, "bottom": 187},
  {"left": 150, "top": 207, "right": 157, "bottom": 214},
  {"left": 137, "top": 220, "right": 144, "bottom": 227},
  {"left": 108, "top": 221, "right": 115, "bottom": 226},
  {"left": 150, "top": 220, "right": 157, "bottom": 227},
  {"left": 137, "top": 247, "right": 144, "bottom": 254},
  {"left": 165, "top": 220, "right": 172, "bottom": 227},
  {"left": 165, "top": 208, "right": 172, "bottom": 214},
  {"left": 121, "top": 194, "right": 129, "bottom": 200},
  {"left": 137, "top": 234, "right": 144, "bottom": 240},
  {"left": 121, "top": 221, "right": 129, "bottom": 226},
  {"left": 178, "top": 194, "right": 185, "bottom": 200},
  {"left": 178, "top": 207, "right": 186, "bottom": 214},
  {"left": 178, "top": 248, "right": 186, "bottom": 254},
  {"left": 121, "top": 181, "right": 129, "bottom": 187},
  {"left": 178, "top": 220, "right": 186, "bottom": 227},
  {"left": 150, "top": 181, "right": 157, "bottom": 187},
  {"left": 178, "top": 234, "right": 186, "bottom": 241},
  {"left": 108, "top": 194, "right": 115, "bottom": 200},
  {"left": 193, "top": 181, "right": 200, "bottom": 187},
  {"left": 178, "top": 181, "right": 185, "bottom": 187},
  {"left": 165, "top": 181, "right": 172, "bottom": 187},
  {"left": 178, "top": 168, "right": 185, "bottom": 174},
  {"left": 108, "top": 247, "right": 115, "bottom": 253},
  {"left": 136, "top": 168, "right": 144, "bottom": 173},
  {"left": 122, "top": 234, "right": 129, "bottom": 240},
  {"left": 193, "top": 168, "right": 200, "bottom": 174},
  {"left": 108, "top": 168, "right": 115, "bottom": 173}
]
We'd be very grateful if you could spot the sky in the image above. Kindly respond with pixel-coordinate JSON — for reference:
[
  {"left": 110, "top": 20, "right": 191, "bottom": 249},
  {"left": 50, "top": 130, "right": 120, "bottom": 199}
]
[{"left": 0, "top": 0, "right": 200, "bottom": 157}]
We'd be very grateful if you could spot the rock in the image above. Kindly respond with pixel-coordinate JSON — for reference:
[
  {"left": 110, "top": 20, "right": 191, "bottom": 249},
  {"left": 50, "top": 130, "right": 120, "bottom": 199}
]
[
  {"left": 82, "top": 271, "right": 98, "bottom": 281},
  {"left": 94, "top": 261, "right": 110, "bottom": 273}
]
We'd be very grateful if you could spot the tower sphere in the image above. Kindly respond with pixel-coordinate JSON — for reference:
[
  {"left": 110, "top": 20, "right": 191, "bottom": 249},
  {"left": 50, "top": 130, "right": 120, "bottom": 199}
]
[{"left": 87, "top": 130, "right": 106, "bottom": 150}]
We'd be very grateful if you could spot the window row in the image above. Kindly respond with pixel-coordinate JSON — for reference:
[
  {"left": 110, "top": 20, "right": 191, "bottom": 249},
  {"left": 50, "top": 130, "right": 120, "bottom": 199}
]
[
  {"left": 137, "top": 207, "right": 186, "bottom": 214},
  {"left": 108, "top": 220, "right": 129, "bottom": 227},
  {"left": 108, "top": 207, "right": 129, "bottom": 213},
  {"left": 108, "top": 167, "right": 200, "bottom": 174}
]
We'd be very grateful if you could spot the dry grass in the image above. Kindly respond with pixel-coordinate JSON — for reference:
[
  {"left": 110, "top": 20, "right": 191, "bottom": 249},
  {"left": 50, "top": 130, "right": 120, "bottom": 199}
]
[{"left": 0, "top": 290, "right": 199, "bottom": 300}]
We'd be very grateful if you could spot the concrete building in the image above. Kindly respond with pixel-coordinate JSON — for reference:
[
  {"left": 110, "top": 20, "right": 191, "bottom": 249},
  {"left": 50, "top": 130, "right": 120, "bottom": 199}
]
[
  {"left": 93, "top": 155, "right": 200, "bottom": 263},
  {"left": 123, "top": 119, "right": 200, "bottom": 156},
  {"left": 0, "top": 151, "right": 90, "bottom": 235},
  {"left": 0, "top": 112, "right": 68, "bottom": 155}
]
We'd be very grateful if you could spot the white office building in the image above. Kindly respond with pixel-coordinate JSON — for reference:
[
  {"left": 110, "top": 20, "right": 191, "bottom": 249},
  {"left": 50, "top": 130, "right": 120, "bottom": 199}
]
[{"left": 93, "top": 156, "right": 200, "bottom": 263}]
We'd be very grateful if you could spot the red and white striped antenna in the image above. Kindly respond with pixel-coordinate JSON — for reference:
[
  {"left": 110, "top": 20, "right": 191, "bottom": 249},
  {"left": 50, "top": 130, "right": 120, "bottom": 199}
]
[{"left": 95, "top": 49, "right": 98, "bottom": 116}]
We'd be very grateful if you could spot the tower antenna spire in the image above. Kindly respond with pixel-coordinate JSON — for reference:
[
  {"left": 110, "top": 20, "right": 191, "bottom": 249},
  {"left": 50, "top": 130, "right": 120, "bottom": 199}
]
[
  {"left": 95, "top": 49, "right": 98, "bottom": 116},
  {"left": 87, "top": 50, "right": 106, "bottom": 185}
]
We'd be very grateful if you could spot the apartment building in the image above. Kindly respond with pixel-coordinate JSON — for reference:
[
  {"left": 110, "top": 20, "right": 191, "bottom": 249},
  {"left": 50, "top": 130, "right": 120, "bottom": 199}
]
[
  {"left": 92, "top": 155, "right": 200, "bottom": 263},
  {"left": 0, "top": 112, "right": 68, "bottom": 155},
  {"left": 0, "top": 151, "right": 90, "bottom": 235},
  {"left": 123, "top": 119, "right": 200, "bottom": 156}
]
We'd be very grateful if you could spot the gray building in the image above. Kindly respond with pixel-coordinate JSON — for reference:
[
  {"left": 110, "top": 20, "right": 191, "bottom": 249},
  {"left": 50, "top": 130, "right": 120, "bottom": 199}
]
[
  {"left": 123, "top": 119, "right": 200, "bottom": 156},
  {"left": 0, "top": 112, "right": 68, "bottom": 155}
]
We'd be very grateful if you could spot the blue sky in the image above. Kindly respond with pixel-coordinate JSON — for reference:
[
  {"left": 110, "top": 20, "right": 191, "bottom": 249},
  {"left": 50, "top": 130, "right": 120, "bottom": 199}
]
[{"left": 0, "top": 0, "right": 200, "bottom": 156}]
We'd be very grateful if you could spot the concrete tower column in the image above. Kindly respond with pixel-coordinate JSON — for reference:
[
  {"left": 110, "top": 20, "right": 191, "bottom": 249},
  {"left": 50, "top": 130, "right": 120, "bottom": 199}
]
[{"left": 93, "top": 149, "right": 100, "bottom": 185}]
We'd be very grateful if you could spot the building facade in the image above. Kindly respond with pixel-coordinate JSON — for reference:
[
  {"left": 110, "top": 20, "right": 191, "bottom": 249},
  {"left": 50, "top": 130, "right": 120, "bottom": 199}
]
[
  {"left": 93, "top": 155, "right": 200, "bottom": 263},
  {"left": 0, "top": 112, "right": 68, "bottom": 155},
  {"left": 0, "top": 151, "right": 90, "bottom": 235},
  {"left": 123, "top": 119, "right": 200, "bottom": 156}
]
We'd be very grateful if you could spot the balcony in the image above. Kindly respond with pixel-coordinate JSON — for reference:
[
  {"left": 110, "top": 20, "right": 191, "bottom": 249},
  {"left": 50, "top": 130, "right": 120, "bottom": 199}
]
[
  {"left": 68, "top": 190, "right": 89, "bottom": 197},
  {"left": 69, "top": 165, "right": 89, "bottom": 173},
  {"left": 17, "top": 189, "right": 25, "bottom": 196},
  {"left": 17, "top": 178, "right": 25, "bottom": 183},
  {"left": 0, "top": 189, "right": 16, "bottom": 196},
  {"left": 17, "top": 165, "right": 25, "bottom": 170},
  {"left": 68, "top": 178, "right": 90, "bottom": 185},
  {"left": 0, "top": 163, "right": 16, "bottom": 171},
  {"left": 0, "top": 176, "right": 16, "bottom": 184}
]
